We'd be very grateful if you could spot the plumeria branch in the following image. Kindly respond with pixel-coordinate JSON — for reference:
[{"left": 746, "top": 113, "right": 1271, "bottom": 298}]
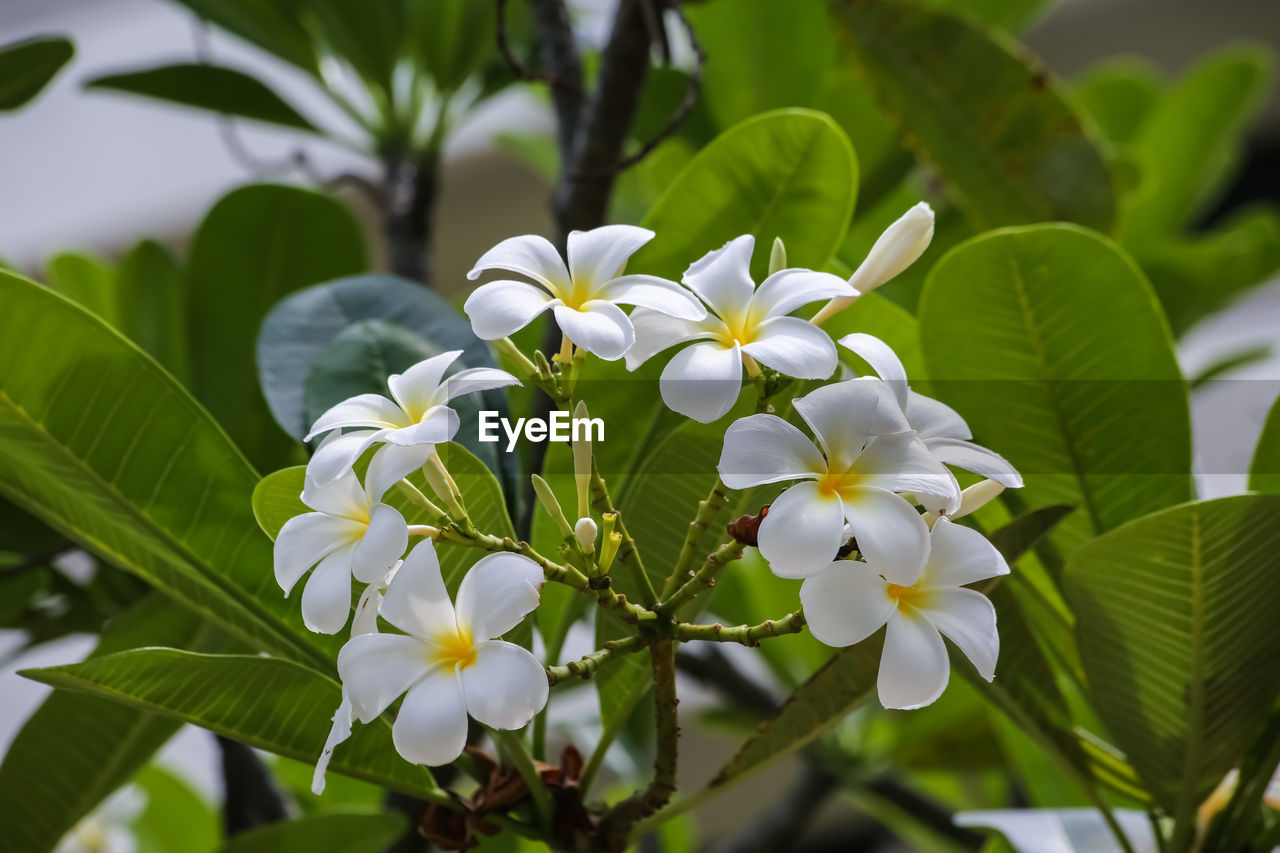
[
  {"left": 545, "top": 635, "right": 652, "bottom": 685},
  {"left": 673, "top": 609, "right": 807, "bottom": 646},
  {"left": 659, "top": 540, "right": 745, "bottom": 615},
  {"left": 588, "top": 462, "right": 658, "bottom": 607},
  {"left": 660, "top": 476, "right": 731, "bottom": 599}
]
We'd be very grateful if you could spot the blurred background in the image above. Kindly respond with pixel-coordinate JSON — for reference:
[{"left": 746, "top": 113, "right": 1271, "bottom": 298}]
[{"left": 1, "top": 0, "right": 1278, "bottom": 849}]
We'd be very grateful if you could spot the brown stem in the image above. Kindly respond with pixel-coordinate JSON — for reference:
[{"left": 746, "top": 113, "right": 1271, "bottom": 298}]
[{"left": 382, "top": 146, "right": 440, "bottom": 286}]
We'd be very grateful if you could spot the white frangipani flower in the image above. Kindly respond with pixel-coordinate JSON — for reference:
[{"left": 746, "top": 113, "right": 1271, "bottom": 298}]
[
  {"left": 718, "top": 378, "right": 959, "bottom": 579},
  {"left": 800, "top": 517, "right": 1008, "bottom": 709},
  {"left": 626, "top": 235, "right": 856, "bottom": 423},
  {"left": 464, "top": 225, "right": 706, "bottom": 360},
  {"left": 274, "top": 460, "right": 412, "bottom": 634},
  {"left": 304, "top": 350, "right": 520, "bottom": 486},
  {"left": 336, "top": 539, "right": 548, "bottom": 768},
  {"left": 838, "top": 332, "right": 1022, "bottom": 508},
  {"left": 56, "top": 784, "right": 146, "bottom": 853},
  {"left": 812, "top": 202, "right": 935, "bottom": 324}
]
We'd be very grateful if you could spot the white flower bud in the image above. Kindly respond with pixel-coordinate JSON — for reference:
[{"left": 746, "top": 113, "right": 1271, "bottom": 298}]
[
  {"left": 953, "top": 480, "right": 1006, "bottom": 521},
  {"left": 575, "top": 516, "right": 598, "bottom": 551},
  {"left": 850, "top": 202, "right": 935, "bottom": 294}
]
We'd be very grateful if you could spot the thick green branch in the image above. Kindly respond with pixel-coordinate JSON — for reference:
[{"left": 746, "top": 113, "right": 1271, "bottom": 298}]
[
  {"left": 546, "top": 634, "right": 650, "bottom": 685},
  {"left": 675, "top": 610, "right": 807, "bottom": 646},
  {"left": 659, "top": 541, "right": 745, "bottom": 616},
  {"left": 588, "top": 463, "right": 657, "bottom": 606},
  {"left": 660, "top": 477, "right": 730, "bottom": 599}
]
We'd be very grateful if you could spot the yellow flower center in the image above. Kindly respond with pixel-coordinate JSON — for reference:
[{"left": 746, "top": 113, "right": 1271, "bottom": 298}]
[
  {"left": 816, "top": 468, "right": 861, "bottom": 497},
  {"left": 429, "top": 626, "right": 478, "bottom": 670},
  {"left": 886, "top": 583, "right": 925, "bottom": 608},
  {"left": 714, "top": 310, "right": 756, "bottom": 347}
]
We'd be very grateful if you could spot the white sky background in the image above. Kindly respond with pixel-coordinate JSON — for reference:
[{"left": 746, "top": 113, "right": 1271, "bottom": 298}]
[{"left": 0, "top": 0, "right": 1278, "bottom": 818}]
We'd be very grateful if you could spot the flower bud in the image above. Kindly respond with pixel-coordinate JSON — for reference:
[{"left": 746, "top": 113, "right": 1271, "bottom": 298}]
[
  {"left": 813, "top": 202, "right": 934, "bottom": 324},
  {"left": 572, "top": 400, "right": 593, "bottom": 519},
  {"left": 531, "top": 474, "right": 574, "bottom": 539},
  {"left": 768, "top": 236, "right": 787, "bottom": 276},
  {"left": 575, "top": 516, "right": 598, "bottom": 552},
  {"left": 953, "top": 479, "right": 1005, "bottom": 521}
]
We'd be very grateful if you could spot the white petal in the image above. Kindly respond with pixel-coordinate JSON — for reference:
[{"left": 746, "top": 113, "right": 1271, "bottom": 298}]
[
  {"left": 800, "top": 560, "right": 897, "bottom": 648},
  {"left": 878, "top": 606, "right": 950, "bottom": 709},
  {"left": 467, "top": 233, "right": 570, "bottom": 293},
  {"left": 312, "top": 693, "right": 353, "bottom": 795},
  {"left": 378, "top": 538, "right": 455, "bottom": 638},
  {"left": 460, "top": 641, "right": 550, "bottom": 729},
  {"left": 741, "top": 317, "right": 837, "bottom": 380},
  {"left": 793, "top": 378, "right": 910, "bottom": 467},
  {"left": 838, "top": 333, "right": 909, "bottom": 410},
  {"left": 350, "top": 503, "right": 408, "bottom": 583},
  {"left": 603, "top": 274, "right": 707, "bottom": 321},
  {"left": 907, "top": 391, "right": 971, "bottom": 441},
  {"left": 918, "top": 587, "right": 999, "bottom": 681},
  {"left": 393, "top": 668, "right": 469, "bottom": 766},
  {"left": 365, "top": 442, "right": 435, "bottom": 503},
  {"left": 718, "top": 413, "right": 825, "bottom": 489},
  {"left": 306, "top": 429, "right": 389, "bottom": 486},
  {"left": 442, "top": 366, "right": 522, "bottom": 402},
  {"left": 274, "top": 513, "right": 362, "bottom": 595},
  {"left": 926, "top": 437, "right": 1023, "bottom": 488},
  {"left": 337, "top": 632, "right": 432, "bottom": 722},
  {"left": 463, "top": 280, "right": 558, "bottom": 340},
  {"left": 387, "top": 351, "right": 462, "bottom": 415},
  {"left": 850, "top": 202, "right": 934, "bottom": 295},
  {"left": 383, "top": 407, "right": 460, "bottom": 447},
  {"left": 659, "top": 340, "right": 743, "bottom": 423},
  {"left": 566, "top": 224, "right": 654, "bottom": 288},
  {"left": 923, "top": 517, "right": 1009, "bottom": 588},
  {"left": 842, "top": 487, "right": 929, "bottom": 586},
  {"left": 682, "top": 235, "right": 756, "bottom": 318},
  {"left": 851, "top": 433, "right": 959, "bottom": 507},
  {"left": 553, "top": 302, "right": 634, "bottom": 360},
  {"left": 455, "top": 552, "right": 544, "bottom": 640},
  {"left": 302, "top": 467, "right": 369, "bottom": 518},
  {"left": 623, "top": 308, "right": 709, "bottom": 371},
  {"left": 301, "top": 542, "right": 356, "bottom": 634},
  {"left": 305, "top": 394, "right": 408, "bottom": 441},
  {"left": 351, "top": 584, "right": 383, "bottom": 637},
  {"left": 751, "top": 268, "right": 855, "bottom": 321},
  {"left": 758, "top": 481, "right": 846, "bottom": 579}
]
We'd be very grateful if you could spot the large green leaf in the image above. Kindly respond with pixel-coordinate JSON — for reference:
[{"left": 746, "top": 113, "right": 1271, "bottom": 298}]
[
  {"left": 88, "top": 64, "right": 320, "bottom": 133},
  {"left": 0, "top": 272, "right": 333, "bottom": 667},
  {"left": 1064, "top": 495, "right": 1280, "bottom": 835},
  {"left": 21, "top": 649, "right": 446, "bottom": 800},
  {"left": 629, "top": 108, "right": 857, "bottom": 281},
  {"left": 1073, "top": 57, "right": 1163, "bottom": 148},
  {"left": 256, "top": 275, "right": 493, "bottom": 443},
  {"left": 1119, "top": 45, "right": 1273, "bottom": 244},
  {"left": 1249, "top": 394, "right": 1280, "bottom": 495},
  {"left": 217, "top": 812, "right": 406, "bottom": 853},
  {"left": 411, "top": 0, "right": 496, "bottom": 94},
  {"left": 831, "top": 0, "right": 1116, "bottom": 233},
  {"left": 707, "top": 638, "right": 881, "bottom": 790},
  {"left": 0, "top": 36, "right": 73, "bottom": 111},
  {"left": 0, "top": 595, "right": 207, "bottom": 853},
  {"left": 45, "top": 252, "right": 118, "bottom": 327},
  {"left": 116, "top": 240, "right": 190, "bottom": 382},
  {"left": 915, "top": 0, "right": 1049, "bottom": 30},
  {"left": 252, "top": 465, "right": 308, "bottom": 541},
  {"left": 918, "top": 224, "right": 1192, "bottom": 553},
  {"left": 187, "top": 184, "right": 366, "bottom": 470},
  {"left": 164, "top": 0, "right": 315, "bottom": 73}
]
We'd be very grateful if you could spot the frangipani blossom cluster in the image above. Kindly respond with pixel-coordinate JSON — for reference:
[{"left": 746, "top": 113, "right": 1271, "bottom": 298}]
[{"left": 267, "top": 199, "right": 1025, "bottom": 801}]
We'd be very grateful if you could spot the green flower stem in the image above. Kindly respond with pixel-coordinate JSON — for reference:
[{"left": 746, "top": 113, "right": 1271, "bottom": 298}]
[
  {"left": 674, "top": 609, "right": 807, "bottom": 645},
  {"left": 660, "top": 476, "right": 731, "bottom": 600},
  {"left": 659, "top": 541, "right": 746, "bottom": 616},
  {"left": 598, "top": 640, "right": 680, "bottom": 849},
  {"left": 437, "top": 526, "right": 654, "bottom": 625},
  {"left": 588, "top": 460, "right": 658, "bottom": 607},
  {"left": 491, "top": 728, "right": 555, "bottom": 830},
  {"left": 393, "top": 479, "right": 449, "bottom": 523},
  {"left": 546, "top": 634, "right": 650, "bottom": 685}
]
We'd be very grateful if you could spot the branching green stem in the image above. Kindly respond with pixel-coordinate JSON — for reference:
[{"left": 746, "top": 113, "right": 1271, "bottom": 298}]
[
  {"left": 546, "top": 634, "right": 651, "bottom": 685},
  {"left": 660, "top": 541, "right": 745, "bottom": 615},
  {"left": 588, "top": 461, "right": 657, "bottom": 606},
  {"left": 492, "top": 728, "right": 555, "bottom": 829},
  {"left": 660, "top": 476, "right": 730, "bottom": 599},
  {"left": 674, "top": 610, "right": 806, "bottom": 646}
]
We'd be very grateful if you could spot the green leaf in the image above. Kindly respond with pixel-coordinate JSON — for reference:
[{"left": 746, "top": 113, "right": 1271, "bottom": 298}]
[
  {"left": 1064, "top": 495, "right": 1280, "bottom": 836},
  {"left": 88, "top": 64, "right": 320, "bottom": 132},
  {"left": 164, "top": 0, "right": 316, "bottom": 74},
  {"left": 307, "top": 1, "right": 403, "bottom": 98},
  {"left": 134, "top": 764, "right": 221, "bottom": 853},
  {"left": 411, "top": 0, "right": 496, "bottom": 94},
  {"left": 831, "top": 0, "right": 1116, "bottom": 233},
  {"left": 1119, "top": 45, "right": 1273, "bottom": 244},
  {"left": 45, "top": 251, "right": 118, "bottom": 327},
  {"left": 822, "top": 292, "right": 926, "bottom": 390},
  {"left": 1250, "top": 393, "right": 1280, "bottom": 495},
  {"left": 252, "top": 465, "right": 307, "bottom": 541},
  {"left": 187, "top": 184, "right": 366, "bottom": 470},
  {"left": 914, "top": 0, "right": 1050, "bottom": 30},
  {"left": 0, "top": 271, "right": 334, "bottom": 667},
  {"left": 987, "top": 504, "right": 1075, "bottom": 565},
  {"left": 116, "top": 240, "right": 191, "bottom": 382},
  {"left": 685, "top": 0, "right": 835, "bottom": 130},
  {"left": 0, "top": 595, "right": 206, "bottom": 853},
  {"left": 918, "top": 224, "right": 1192, "bottom": 554},
  {"left": 629, "top": 108, "right": 857, "bottom": 281},
  {"left": 1073, "top": 57, "right": 1163, "bottom": 147},
  {"left": 257, "top": 275, "right": 493, "bottom": 443},
  {"left": 707, "top": 637, "right": 881, "bottom": 789},
  {"left": 0, "top": 36, "right": 73, "bottom": 111},
  {"left": 217, "top": 811, "right": 406, "bottom": 853},
  {"left": 1188, "top": 344, "right": 1271, "bottom": 390},
  {"left": 22, "top": 649, "right": 445, "bottom": 800}
]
